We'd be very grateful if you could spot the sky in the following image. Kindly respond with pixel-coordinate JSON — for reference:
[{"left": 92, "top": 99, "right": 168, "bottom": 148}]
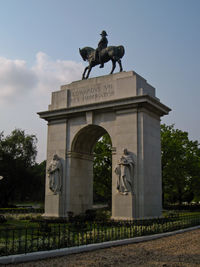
[{"left": 0, "top": 0, "right": 200, "bottom": 162}]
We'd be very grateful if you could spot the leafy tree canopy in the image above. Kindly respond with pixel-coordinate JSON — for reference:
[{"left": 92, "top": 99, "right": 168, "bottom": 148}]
[
  {"left": 161, "top": 124, "right": 200, "bottom": 204},
  {"left": 0, "top": 129, "right": 37, "bottom": 167},
  {"left": 93, "top": 133, "right": 112, "bottom": 206},
  {"left": 0, "top": 129, "right": 45, "bottom": 206}
]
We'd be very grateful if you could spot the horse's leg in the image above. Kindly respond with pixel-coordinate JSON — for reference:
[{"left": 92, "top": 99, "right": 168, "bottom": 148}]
[
  {"left": 110, "top": 59, "right": 116, "bottom": 74},
  {"left": 82, "top": 66, "right": 89, "bottom": 80},
  {"left": 118, "top": 59, "right": 123, "bottom": 72},
  {"left": 85, "top": 66, "right": 92, "bottom": 79}
]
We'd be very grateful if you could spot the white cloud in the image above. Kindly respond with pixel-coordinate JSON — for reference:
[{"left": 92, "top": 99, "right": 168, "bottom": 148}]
[
  {"left": 32, "top": 52, "right": 84, "bottom": 95},
  {"left": 0, "top": 52, "right": 84, "bottom": 105},
  {"left": 0, "top": 57, "right": 37, "bottom": 103},
  {"left": 0, "top": 53, "right": 84, "bottom": 162}
]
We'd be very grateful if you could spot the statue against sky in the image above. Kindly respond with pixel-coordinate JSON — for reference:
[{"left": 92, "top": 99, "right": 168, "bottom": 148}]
[
  {"left": 47, "top": 154, "right": 62, "bottom": 195},
  {"left": 115, "top": 149, "right": 135, "bottom": 195},
  {"left": 79, "top": 30, "right": 125, "bottom": 79},
  {"left": 95, "top": 30, "right": 108, "bottom": 68}
]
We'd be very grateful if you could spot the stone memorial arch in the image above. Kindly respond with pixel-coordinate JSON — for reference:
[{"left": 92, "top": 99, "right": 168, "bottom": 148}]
[{"left": 38, "top": 71, "right": 170, "bottom": 220}]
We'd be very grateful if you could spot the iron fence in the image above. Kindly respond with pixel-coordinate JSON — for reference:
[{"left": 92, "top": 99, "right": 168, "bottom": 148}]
[
  {"left": 0, "top": 208, "right": 44, "bottom": 214},
  {"left": 0, "top": 213, "right": 200, "bottom": 256}
]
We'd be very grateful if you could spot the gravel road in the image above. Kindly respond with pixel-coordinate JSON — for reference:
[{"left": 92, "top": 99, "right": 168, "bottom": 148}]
[{"left": 6, "top": 229, "right": 200, "bottom": 267}]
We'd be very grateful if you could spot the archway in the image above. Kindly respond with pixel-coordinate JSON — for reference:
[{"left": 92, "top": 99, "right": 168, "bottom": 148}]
[
  {"left": 39, "top": 71, "right": 170, "bottom": 219},
  {"left": 71, "top": 124, "right": 107, "bottom": 154},
  {"left": 68, "top": 125, "right": 112, "bottom": 215}
]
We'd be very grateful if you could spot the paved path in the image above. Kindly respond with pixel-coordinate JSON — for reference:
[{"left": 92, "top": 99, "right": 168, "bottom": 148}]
[{"left": 6, "top": 229, "right": 200, "bottom": 267}]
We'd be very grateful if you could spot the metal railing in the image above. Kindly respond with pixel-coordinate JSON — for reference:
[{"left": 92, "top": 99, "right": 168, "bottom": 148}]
[
  {"left": 0, "top": 213, "right": 200, "bottom": 256},
  {"left": 0, "top": 208, "right": 44, "bottom": 214}
]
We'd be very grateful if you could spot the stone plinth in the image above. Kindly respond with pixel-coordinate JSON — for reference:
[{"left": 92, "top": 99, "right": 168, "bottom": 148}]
[{"left": 38, "top": 71, "right": 171, "bottom": 219}]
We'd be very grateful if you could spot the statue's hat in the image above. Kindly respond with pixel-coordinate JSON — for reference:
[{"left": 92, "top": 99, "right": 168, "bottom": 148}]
[{"left": 100, "top": 30, "right": 108, "bottom": 36}]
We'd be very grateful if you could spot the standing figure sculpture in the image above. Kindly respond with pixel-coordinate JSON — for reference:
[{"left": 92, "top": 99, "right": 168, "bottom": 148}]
[
  {"left": 115, "top": 149, "right": 135, "bottom": 195},
  {"left": 95, "top": 30, "right": 108, "bottom": 68},
  {"left": 47, "top": 154, "right": 62, "bottom": 195},
  {"left": 79, "top": 30, "right": 125, "bottom": 79}
]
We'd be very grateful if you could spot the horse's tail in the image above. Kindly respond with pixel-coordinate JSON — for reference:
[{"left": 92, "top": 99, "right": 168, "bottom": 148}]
[{"left": 118, "top": 45, "right": 125, "bottom": 58}]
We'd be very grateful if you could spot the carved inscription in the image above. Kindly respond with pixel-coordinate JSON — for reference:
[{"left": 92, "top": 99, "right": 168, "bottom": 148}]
[{"left": 69, "top": 84, "right": 114, "bottom": 105}]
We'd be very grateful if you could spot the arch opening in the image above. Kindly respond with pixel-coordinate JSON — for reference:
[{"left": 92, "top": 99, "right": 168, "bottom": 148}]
[
  {"left": 71, "top": 124, "right": 108, "bottom": 155},
  {"left": 69, "top": 125, "right": 112, "bottom": 215}
]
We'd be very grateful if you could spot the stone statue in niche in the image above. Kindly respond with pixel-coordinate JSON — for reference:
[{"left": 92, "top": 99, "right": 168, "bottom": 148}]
[
  {"left": 47, "top": 154, "right": 62, "bottom": 195},
  {"left": 115, "top": 149, "right": 135, "bottom": 195}
]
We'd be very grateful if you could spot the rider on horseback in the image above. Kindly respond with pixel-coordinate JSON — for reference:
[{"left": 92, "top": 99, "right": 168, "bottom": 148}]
[
  {"left": 95, "top": 30, "right": 108, "bottom": 68},
  {"left": 79, "top": 31, "right": 124, "bottom": 79}
]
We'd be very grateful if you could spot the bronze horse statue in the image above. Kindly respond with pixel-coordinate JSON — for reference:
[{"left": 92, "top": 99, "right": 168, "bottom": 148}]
[{"left": 79, "top": 46, "right": 125, "bottom": 79}]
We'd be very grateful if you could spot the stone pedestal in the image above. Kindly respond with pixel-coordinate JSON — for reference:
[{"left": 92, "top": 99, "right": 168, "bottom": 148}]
[{"left": 38, "top": 71, "right": 171, "bottom": 219}]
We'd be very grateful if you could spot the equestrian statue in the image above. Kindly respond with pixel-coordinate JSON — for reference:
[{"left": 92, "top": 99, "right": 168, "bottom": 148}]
[{"left": 79, "top": 30, "right": 125, "bottom": 79}]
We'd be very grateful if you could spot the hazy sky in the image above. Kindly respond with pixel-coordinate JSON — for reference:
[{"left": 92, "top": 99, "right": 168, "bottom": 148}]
[{"left": 0, "top": 0, "right": 199, "bottom": 162}]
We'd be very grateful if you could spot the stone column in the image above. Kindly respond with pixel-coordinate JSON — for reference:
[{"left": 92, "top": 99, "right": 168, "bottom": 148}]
[
  {"left": 43, "top": 119, "right": 67, "bottom": 218},
  {"left": 136, "top": 109, "right": 162, "bottom": 218},
  {"left": 112, "top": 109, "right": 138, "bottom": 220},
  {"left": 66, "top": 152, "right": 94, "bottom": 215}
]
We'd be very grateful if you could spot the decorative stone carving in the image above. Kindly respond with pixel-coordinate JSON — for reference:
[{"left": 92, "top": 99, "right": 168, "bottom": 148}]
[
  {"left": 115, "top": 149, "right": 135, "bottom": 195},
  {"left": 47, "top": 154, "right": 62, "bottom": 195}
]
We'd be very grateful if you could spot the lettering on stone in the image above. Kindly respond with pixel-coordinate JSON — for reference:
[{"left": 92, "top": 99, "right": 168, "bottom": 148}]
[{"left": 69, "top": 84, "right": 114, "bottom": 105}]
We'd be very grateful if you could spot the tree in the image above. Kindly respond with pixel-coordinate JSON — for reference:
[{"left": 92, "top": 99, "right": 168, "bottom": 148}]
[
  {"left": 29, "top": 160, "right": 46, "bottom": 201},
  {"left": 0, "top": 129, "right": 39, "bottom": 206},
  {"left": 161, "top": 124, "right": 200, "bottom": 204},
  {"left": 93, "top": 134, "right": 112, "bottom": 206}
]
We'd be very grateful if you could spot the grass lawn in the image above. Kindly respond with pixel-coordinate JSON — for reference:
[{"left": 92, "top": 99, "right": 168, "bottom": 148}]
[{"left": 0, "top": 210, "right": 200, "bottom": 231}]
